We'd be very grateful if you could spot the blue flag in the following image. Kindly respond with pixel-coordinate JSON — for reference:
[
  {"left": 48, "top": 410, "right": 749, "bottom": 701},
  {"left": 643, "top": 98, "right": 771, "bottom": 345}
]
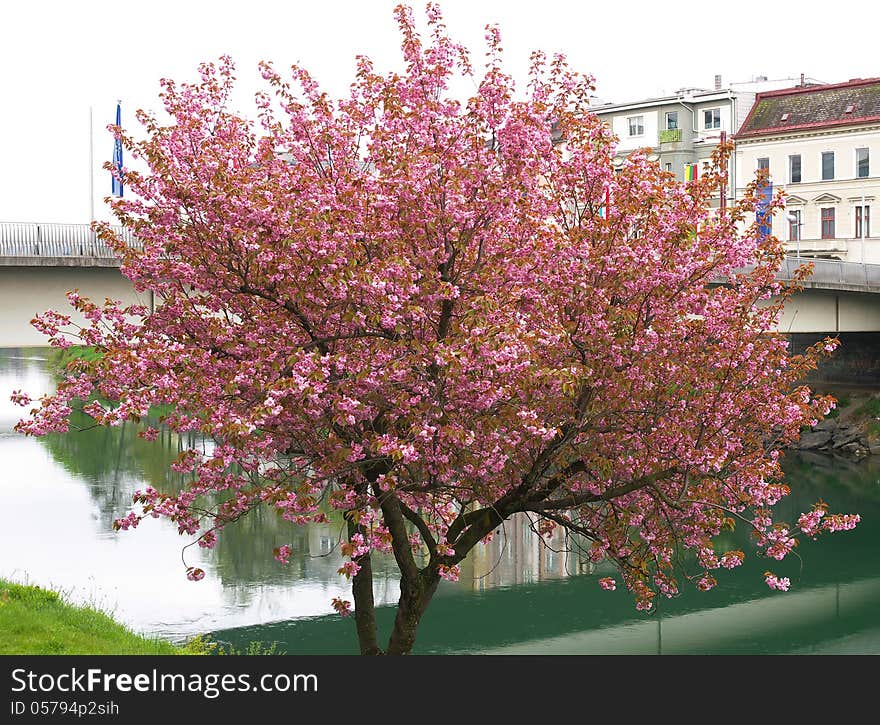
[
  {"left": 757, "top": 180, "right": 773, "bottom": 238},
  {"left": 112, "top": 102, "right": 124, "bottom": 197}
]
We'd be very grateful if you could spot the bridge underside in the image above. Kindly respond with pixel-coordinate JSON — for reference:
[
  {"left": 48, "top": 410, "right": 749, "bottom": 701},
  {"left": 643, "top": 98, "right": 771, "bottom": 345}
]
[
  {"left": 776, "top": 289, "right": 880, "bottom": 333},
  {"left": 0, "top": 267, "right": 152, "bottom": 348},
  {"left": 1, "top": 267, "right": 878, "bottom": 345}
]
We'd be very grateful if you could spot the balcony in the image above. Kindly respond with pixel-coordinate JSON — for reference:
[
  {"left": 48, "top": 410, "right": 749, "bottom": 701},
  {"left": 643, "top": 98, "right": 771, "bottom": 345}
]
[{"left": 659, "top": 129, "right": 682, "bottom": 144}]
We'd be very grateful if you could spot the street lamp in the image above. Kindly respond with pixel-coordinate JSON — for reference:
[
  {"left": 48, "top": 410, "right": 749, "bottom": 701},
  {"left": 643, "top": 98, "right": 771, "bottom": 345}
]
[{"left": 785, "top": 212, "right": 802, "bottom": 259}]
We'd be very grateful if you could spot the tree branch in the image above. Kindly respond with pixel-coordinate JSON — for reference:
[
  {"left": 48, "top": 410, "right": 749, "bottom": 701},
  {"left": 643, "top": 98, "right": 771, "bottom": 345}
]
[
  {"left": 398, "top": 500, "right": 438, "bottom": 555},
  {"left": 374, "top": 486, "right": 421, "bottom": 582},
  {"left": 525, "top": 468, "right": 677, "bottom": 511}
]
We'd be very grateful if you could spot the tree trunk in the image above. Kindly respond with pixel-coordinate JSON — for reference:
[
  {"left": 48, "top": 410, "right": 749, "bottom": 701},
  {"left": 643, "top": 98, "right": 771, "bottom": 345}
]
[
  {"left": 347, "top": 518, "right": 382, "bottom": 655},
  {"left": 386, "top": 572, "right": 440, "bottom": 655}
]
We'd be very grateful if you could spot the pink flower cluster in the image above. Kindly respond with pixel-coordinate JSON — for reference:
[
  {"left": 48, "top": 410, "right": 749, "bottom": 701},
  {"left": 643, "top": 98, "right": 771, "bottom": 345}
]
[
  {"left": 824, "top": 514, "right": 860, "bottom": 532},
  {"left": 139, "top": 426, "right": 160, "bottom": 441},
  {"left": 764, "top": 527, "right": 796, "bottom": 561},
  {"left": 798, "top": 507, "right": 826, "bottom": 537},
  {"left": 331, "top": 597, "right": 352, "bottom": 617},
  {"left": 338, "top": 561, "right": 361, "bottom": 578},
  {"left": 764, "top": 572, "right": 790, "bottom": 591},
  {"left": 437, "top": 564, "right": 460, "bottom": 582},
  {"left": 719, "top": 551, "right": 744, "bottom": 569},
  {"left": 696, "top": 575, "right": 717, "bottom": 592},
  {"left": 273, "top": 544, "right": 292, "bottom": 564},
  {"left": 10, "top": 390, "right": 31, "bottom": 407},
  {"left": 113, "top": 512, "right": 141, "bottom": 531},
  {"left": 186, "top": 567, "right": 205, "bottom": 582}
]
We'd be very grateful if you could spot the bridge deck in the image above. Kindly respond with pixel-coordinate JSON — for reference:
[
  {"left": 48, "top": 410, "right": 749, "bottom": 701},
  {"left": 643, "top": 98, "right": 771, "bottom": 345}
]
[
  {"left": 773, "top": 257, "right": 880, "bottom": 294},
  {"left": 3, "top": 222, "right": 880, "bottom": 292},
  {"left": 0, "top": 222, "right": 136, "bottom": 267}
]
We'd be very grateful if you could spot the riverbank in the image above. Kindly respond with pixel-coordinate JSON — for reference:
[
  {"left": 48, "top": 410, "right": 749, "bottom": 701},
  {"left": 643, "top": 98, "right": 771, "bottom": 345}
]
[
  {"left": 0, "top": 579, "right": 192, "bottom": 655},
  {"left": 793, "top": 389, "right": 880, "bottom": 458}
]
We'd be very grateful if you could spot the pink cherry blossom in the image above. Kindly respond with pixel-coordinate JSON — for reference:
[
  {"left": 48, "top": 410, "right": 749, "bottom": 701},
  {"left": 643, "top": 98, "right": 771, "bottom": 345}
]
[
  {"left": 331, "top": 597, "right": 352, "bottom": 617},
  {"left": 10, "top": 390, "right": 31, "bottom": 407},
  {"left": 273, "top": 544, "right": 292, "bottom": 564},
  {"left": 186, "top": 567, "right": 206, "bottom": 582},
  {"left": 598, "top": 577, "right": 616, "bottom": 591},
  {"left": 764, "top": 572, "right": 791, "bottom": 592},
  {"left": 13, "top": 4, "right": 859, "bottom": 654}
]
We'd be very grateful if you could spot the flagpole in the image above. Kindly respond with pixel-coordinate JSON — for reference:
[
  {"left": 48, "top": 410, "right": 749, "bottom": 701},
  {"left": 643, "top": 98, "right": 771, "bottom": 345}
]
[
  {"left": 89, "top": 106, "right": 95, "bottom": 223},
  {"left": 112, "top": 100, "right": 124, "bottom": 200}
]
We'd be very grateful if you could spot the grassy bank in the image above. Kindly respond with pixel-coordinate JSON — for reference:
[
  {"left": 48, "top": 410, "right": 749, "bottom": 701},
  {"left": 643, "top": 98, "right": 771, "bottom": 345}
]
[{"left": 0, "top": 579, "right": 190, "bottom": 655}]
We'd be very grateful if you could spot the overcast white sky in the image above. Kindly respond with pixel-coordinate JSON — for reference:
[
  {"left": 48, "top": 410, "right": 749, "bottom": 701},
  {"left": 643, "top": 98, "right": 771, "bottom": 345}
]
[{"left": 2, "top": 0, "right": 877, "bottom": 224}]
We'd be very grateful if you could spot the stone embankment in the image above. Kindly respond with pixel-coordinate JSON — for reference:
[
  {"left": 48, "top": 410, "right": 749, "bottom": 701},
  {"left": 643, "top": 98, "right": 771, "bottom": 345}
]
[{"left": 792, "top": 391, "right": 880, "bottom": 459}]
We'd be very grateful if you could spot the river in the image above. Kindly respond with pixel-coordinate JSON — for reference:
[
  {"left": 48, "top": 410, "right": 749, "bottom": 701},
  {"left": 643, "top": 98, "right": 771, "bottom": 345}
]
[{"left": 2, "top": 348, "right": 879, "bottom": 654}]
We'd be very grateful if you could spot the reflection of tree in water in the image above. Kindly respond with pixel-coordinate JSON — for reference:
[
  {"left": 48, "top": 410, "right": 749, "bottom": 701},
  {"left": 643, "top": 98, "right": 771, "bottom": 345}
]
[
  {"left": 460, "top": 513, "right": 596, "bottom": 592},
  {"left": 210, "top": 506, "right": 398, "bottom": 596},
  {"left": 40, "top": 407, "right": 206, "bottom": 525},
  {"left": 43, "top": 407, "right": 880, "bottom": 598},
  {"left": 457, "top": 454, "right": 880, "bottom": 595},
  {"left": 33, "top": 345, "right": 880, "bottom": 603},
  {"left": 781, "top": 452, "right": 880, "bottom": 507}
]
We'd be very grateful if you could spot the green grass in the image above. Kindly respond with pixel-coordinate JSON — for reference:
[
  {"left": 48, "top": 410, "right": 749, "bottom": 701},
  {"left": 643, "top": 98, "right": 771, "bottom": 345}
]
[
  {"left": 0, "top": 579, "right": 199, "bottom": 655},
  {"left": 855, "top": 396, "right": 880, "bottom": 419},
  {"left": 826, "top": 394, "right": 850, "bottom": 418}
]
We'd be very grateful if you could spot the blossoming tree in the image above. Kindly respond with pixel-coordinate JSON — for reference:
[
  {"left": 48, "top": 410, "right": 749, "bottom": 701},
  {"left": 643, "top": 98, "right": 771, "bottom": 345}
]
[{"left": 15, "top": 4, "right": 858, "bottom": 654}]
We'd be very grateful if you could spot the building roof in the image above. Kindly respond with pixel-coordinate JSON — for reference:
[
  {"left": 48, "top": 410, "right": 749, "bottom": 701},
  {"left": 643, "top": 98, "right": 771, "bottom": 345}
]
[
  {"left": 591, "top": 88, "right": 735, "bottom": 115},
  {"left": 736, "top": 77, "right": 880, "bottom": 139}
]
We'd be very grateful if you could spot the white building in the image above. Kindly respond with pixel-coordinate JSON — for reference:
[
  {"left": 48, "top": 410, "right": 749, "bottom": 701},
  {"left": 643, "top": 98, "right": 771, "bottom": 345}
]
[
  {"left": 735, "top": 78, "right": 880, "bottom": 262},
  {"left": 592, "top": 81, "right": 751, "bottom": 195},
  {"left": 588, "top": 77, "right": 815, "bottom": 200}
]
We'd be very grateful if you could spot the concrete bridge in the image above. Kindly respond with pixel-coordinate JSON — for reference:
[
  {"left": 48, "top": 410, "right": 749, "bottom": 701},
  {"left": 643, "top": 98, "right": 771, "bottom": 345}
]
[
  {"left": 1, "top": 222, "right": 880, "bottom": 347},
  {"left": 727, "top": 256, "right": 880, "bottom": 334},
  {"left": 0, "top": 223, "right": 151, "bottom": 346},
  {"left": 0, "top": 222, "right": 139, "bottom": 267}
]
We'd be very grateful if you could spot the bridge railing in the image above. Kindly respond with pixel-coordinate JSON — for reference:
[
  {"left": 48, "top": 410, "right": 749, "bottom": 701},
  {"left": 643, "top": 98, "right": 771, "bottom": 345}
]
[
  {"left": 779, "top": 257, "right": 880, "bottom": 289},
  {"left": 0, "top": 222, "right": 139, "bottom": 258}
]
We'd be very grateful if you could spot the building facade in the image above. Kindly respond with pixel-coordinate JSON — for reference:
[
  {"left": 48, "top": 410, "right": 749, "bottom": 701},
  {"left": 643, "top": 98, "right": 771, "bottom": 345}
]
[
  {"left": 734, "top": 78, "right": 880, "bottom": 262},
  {"left": 592, "top": 82, "right": 757, "bottom": 202}
]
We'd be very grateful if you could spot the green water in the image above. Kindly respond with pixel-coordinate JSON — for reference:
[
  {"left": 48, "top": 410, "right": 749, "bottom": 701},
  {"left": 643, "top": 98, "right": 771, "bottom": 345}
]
[
  {"left": 2, "top": 348, "right": 879, "bottom": 654},
  {"left": 214, "top": 452, "right": 880, "bottom": 654}
]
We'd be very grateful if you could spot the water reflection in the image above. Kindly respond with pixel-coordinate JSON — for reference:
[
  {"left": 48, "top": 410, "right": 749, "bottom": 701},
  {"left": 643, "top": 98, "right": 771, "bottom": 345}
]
[
  {"left": 216, "top": 499, "right": 880, "bottom": 654},
  {"left": 1, "top": 348, "right": 878, "bottom": 653},
  {"left": 481, "top": 576, "right": 880, "bottom": 655},
  {"left": 1, "top": 349, "right": 589, "bottom": 640}
]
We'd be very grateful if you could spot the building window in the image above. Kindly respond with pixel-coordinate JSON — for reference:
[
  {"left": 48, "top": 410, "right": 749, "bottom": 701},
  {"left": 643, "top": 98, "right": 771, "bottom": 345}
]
[
  {"left": 856, "top": 205, "right": 871, "bottom": 238},
  {"left": 821, "top": 207, "right": 835, "bottom": 239},
  {"left": 788, "top": 209, "right": 801, "bottom": 241},
  {"left": 822, "top": 152, "right": 835, "bottom": 180},
  {"left": 757, "top": 157, "right": 769, "bottom": 174},
  {"left": 665, "top": 111, "right": 679, "bottom": 130},
  {"left": 664, "top": 162, "right": 673, "bottom": 174},
  {"left": 857, "top": 148, "right": 870, "bottom": 178},
  {"left": 628, "top": 116, "right": 644, "bottom": 136},
  {"left": 789, "top": 154, "right": 801, "bottom": 183},
  {"left": 703, "top": 108, "right": 721, "bottom": 129}
]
